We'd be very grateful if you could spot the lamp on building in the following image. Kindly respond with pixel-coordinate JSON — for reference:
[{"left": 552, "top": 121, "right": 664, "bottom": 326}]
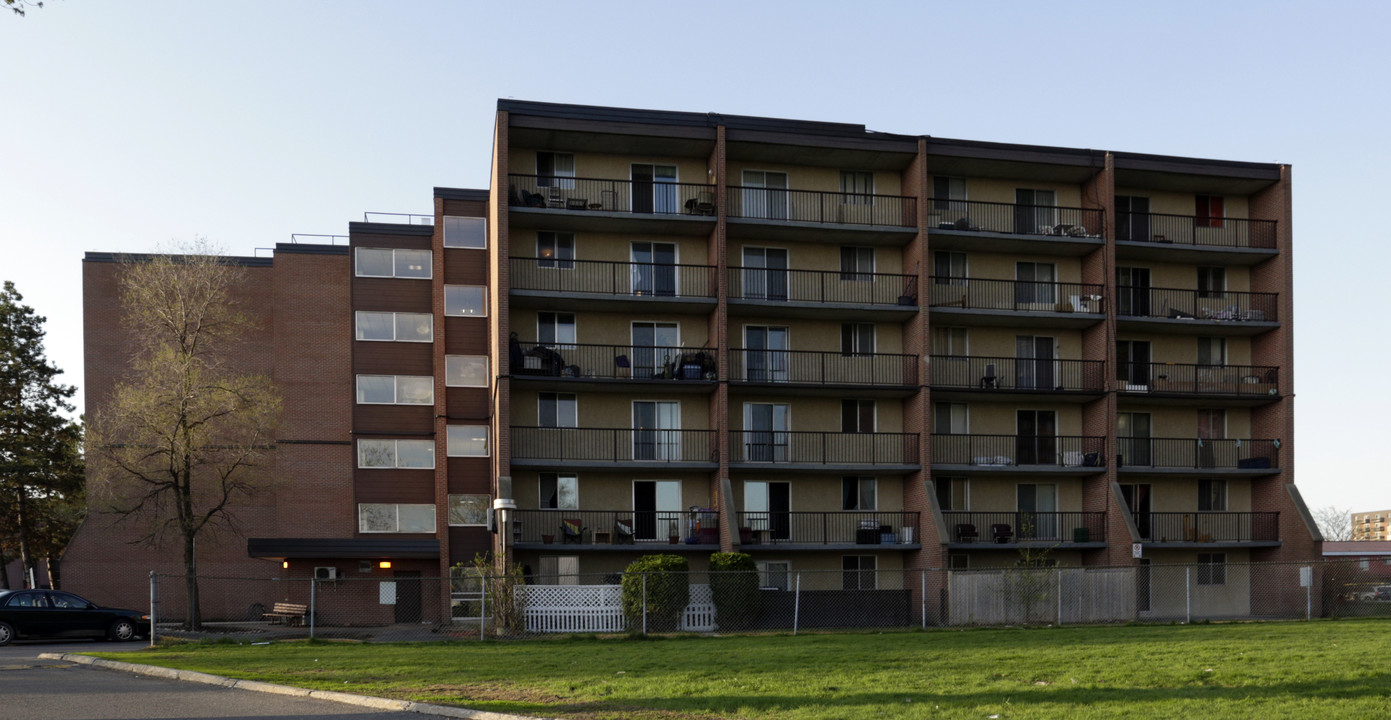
[{"left": 378, "top": 561, "right": 392, "bottom": 569}]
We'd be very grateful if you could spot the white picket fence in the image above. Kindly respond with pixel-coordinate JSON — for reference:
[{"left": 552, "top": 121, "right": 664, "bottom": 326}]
[{"left": 520, "top": 583, "right": 716, "bottom": 633}]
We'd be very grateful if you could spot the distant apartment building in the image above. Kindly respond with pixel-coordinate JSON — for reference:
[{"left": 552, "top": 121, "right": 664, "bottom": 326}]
[{"left": 1352, "top": 510, "right": 1391, "bottom": 541}]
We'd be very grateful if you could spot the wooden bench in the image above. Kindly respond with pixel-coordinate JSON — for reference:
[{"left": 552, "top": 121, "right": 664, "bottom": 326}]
[{"left": 264, "top": 601, "right": 308, "bottom": 626}]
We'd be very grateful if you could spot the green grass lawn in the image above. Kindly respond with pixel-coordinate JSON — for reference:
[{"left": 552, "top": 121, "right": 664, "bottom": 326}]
[{"left": 90, "top": 620, "right": 1391, "bottom": 719}]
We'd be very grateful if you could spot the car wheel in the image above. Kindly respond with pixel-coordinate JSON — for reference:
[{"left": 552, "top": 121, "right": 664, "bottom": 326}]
[
  {"left": 0, "top": 621, "right": 13, "bottom": 646},
  {"left": 108, "top": 619, "right": 136, "bottom": 642}
]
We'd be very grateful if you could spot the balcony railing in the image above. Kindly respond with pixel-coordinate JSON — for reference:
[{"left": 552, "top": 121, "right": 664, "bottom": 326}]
[
  {"left": 511, "top": 427, "right": 717, "bottom": 464},
  {"left": 726, "top": 186, "right": 916, "bottom": 227},
  {"left": 731, "top": 431, "right": 919, "bottom": 465},
  {"left": 511, "top": 341, "right": 716, "bottom": 381},
  {"left": 728, "top": 348, "right": 918, "bottom": 387},
  {"left": 726, "top": 267, "right": 918, "bottom": 305},
  {"left": 942, "top": 511, "right": 1107, "bottom": 544},
  {"left": 1132, "top": 512, "right": 1279, "bottom": 543},
  {"left": 1117, "top": 212, "right": 1277, "bottom": 249},
  {"left": 509, "top": 257, "right": 716, "bottom": 299},
  {"left": 932, "top": 435, "right": 1106, "bottom": 468},
  {"left": 928, "top": 199, "right": 1103, "bottom": 238},
  {"left": 1117, "top": 438, "right": 1280, "bottom": 470},
  {"left": 512, "top": 509, "right": 720, "bottom": 545},
  {"left": 930, "top": 355, "right": 1104, "bottom": 392},
  {"left": 1118, "top": 363, "right": 1279, "bottom": 396},
  {"left": 509, "top": 174, "right": 717, "bottom": 217},
  {"left": 1116, "top": 286, "right": 1278, "bottom": 322},
  {"left": 929, "top": 278, "right": 1105, "bottom": 314},
  {"left": 736, "top": 511, "right": 919, "bottom": 546}
]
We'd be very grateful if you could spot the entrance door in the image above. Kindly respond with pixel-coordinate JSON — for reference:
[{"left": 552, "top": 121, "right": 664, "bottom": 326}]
[
  {"left": 1198, "top": 409, "right": 1225, "bottom": 468},
  {"left": 632, "top": 322, "right": 680, "bottom": 379},
  {"left": 631, "top": 242, "right": 678, "bottom": 297},
  {"left": 631, "top": 164, "right": 678, "bottom": 214},
  {"left": 1116, "top": 196, "right": 1151, "bottom": 242},
  {"left": 1015, "top": 336, "right": 1055, "bottom": 390},
  {"left": 742, "top": 170, "right": 788, "bottom": 220},
  {"left": 1015, "top": 262, "right": 1056, "bottom": 307},
  {"left": 744, "top": 481, "right": 791, "bottom": 541},
  {"left": 1014, "top": 188, "right": 1057, "bottom": 234},
  {"left": 1017, "top": 483, "right": 1058, "bottom": 540},
  {"left": 1118, "top": 412, "right": 1152, "bottom": 467},
  {"left": 1116, "top": 340, "right": 1152, "bottom": 387},
  {"left": 742, "top": 247, "right": 789, "bottom": 301},
  {"left": 393, "top": 571, "right": 422, "bottom": 624},
  {"left": 1016, "top": 410, "right": 1057, "bottom": 465},
  {"left": 634, "top": 480, "right": 681, "bottom": 541},
  {"left": 744, "top": 403, "right": 789, "bottom": 462},
  {"left": 1117, "top": 267, "right": 1151, "bottom": 317},
  {"left": 1121, "top": 483, "right": 1152, "bottom": 540},
  {"left": 744, "top": 325, "right": 789, "bottom": 382},
  {"left": 633, "top": 401, "right": 681, "bottom": 461}
]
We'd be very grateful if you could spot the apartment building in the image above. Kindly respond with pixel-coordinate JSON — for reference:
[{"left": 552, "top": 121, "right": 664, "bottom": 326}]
[
  {"left": 1352, "top": 510, "right": 1390, "bottom": 541},
  {"left": 64, "top": 100, "right": 1319, "bottom": 620}
]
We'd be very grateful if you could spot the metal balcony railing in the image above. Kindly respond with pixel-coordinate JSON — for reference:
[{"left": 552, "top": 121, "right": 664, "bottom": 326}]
[
  {"left": 1117, "top": 212, "right": 1277, "bottom": 249},
  {"left": 1131, "top": 512, "right": 1280, "bottom": 543},
  {"left": 509, "top": 174, "right": 717, "bottom": 217},
  {"left": 932, "top": 435, "right": 1107, "bottom": 468},
  {"left": 726, "top": 266, "right": 918, "bottom": 305},
  {"left": 1117, "top": 363, "right": 1279, "bottom": 396},
  {"left": 942, "top": 511, "right": 1107, "bottom": 544},
  {"left": 1116, "top": 286, "right": 1278, "bottom": 322},
  {"left": 929, "top": 278, "right": 1105, "bottom": 314},
  {"left": 511, "top": 427, "right": 717, "bottom": 464},
  {"left": 735, "top": 511, "right": 920, "bottom": 546},
  {"left": 731, "top": 431, "right": 919, "bottom": 465},
  {"left": 727, "top": 348, "right": 918, "bottom": 387},
  {"left": 930, "top": 355, "right": 1104, "bottom": 392},
  {"left": 510, "top": 341, "right": 716, "bottom": 381},
  {"left": 509, "top": 257, "right": 716, "bottom": 298},
  {"left": 511, "top": 509, "right": 719, "bottom": 545},
  {"left": 725, "top": 186, "right": 916, "bottom": 227},
  {"left": 1116, "top": 438, "right": 1280, "bottom": 470},
  {"left": 928, "top": 199, "right": 1103, "bottom": 238}
]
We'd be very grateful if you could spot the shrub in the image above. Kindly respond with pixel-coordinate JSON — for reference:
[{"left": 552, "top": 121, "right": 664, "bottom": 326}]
[
  {"left": 622, "top": 555, "right": 690, "bottom": 633},
  {"left": 709, "top": 552, "right": 761, "bottom": 628}
]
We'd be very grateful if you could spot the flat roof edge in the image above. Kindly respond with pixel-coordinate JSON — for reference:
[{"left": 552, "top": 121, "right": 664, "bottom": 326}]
[
  {"left": 83, "top": 251, "right": 273, "bottom": 267},
  {"left": 434, "top": 187, "right": 489, "bottom": 201},
  {"left": 347, "top": 221, "right": 435, "bottom": 236}
]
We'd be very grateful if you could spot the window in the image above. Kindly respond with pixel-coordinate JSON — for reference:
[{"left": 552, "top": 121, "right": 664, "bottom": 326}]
[
  {"left": 1198, "top": 479, "right": 1227, "bottom": 512},
  {"left": 444, "top": 285, "right": 487, "bottom": 317},
  {"left": 932, "top": 327, "right": 968, "bottom": 357},
  {"left": 756, "top": 560, "right": 790, "bottom": 590},
  {"left": 1197, "top": 337, "right": 1227, "bottom": 366},
  {"left": 446, "top": 426, "right": 489, "bottom": 457},
  {"left": 538, "top": 393, "right": 577, "bottom": 428},
  {"left": 842, "top": 477, "right": 876, "bottom": 510},
  {"left": 842, "top": 555, "right": 877, "bottom": 590},
  {"left": 443, "top": 216, "right": 487, "bottom": 249},
  {"left": 841, "top": 399, "right": 875, "bottom": 433},
  {"left": 1197, "top": 267, "right": 1226, "bottom": 298},
  {"left": 841, "top": 323, "right": 875, "bottom": 357},
  {"left": 355, "top": 311, "right": 432, "bottom": 342},
  {"left": 357, "top": 439, "right": 435, "bottom": 469},
  {"left": 537, "top": 232, "right": 575, "bottom": 269},
  {"left": 448, "top": 494, "right": 489, "bottom": 526},
  {"left": 840, "top": 171, "right": 873, "bottom": 204},
  {"left": 358, "top": 503, "right": 436, "bottom": 533},
  {"left": 537, "top": 556, "right": 580, "bottom": 585},
  {"left": 839, "top": 246, "right": 875, "bottom": 281},
  {"left": 1197, "top": 552, "right": 1226, "bottom": 585},
  {"left": 538, "top": 312, "right": 576, "bottom": 348},
  {"left": 445, "top": 356, "right": 488, "bottom": 388},
  {"left": 1015, "top": 262, "right": 1057, "bottom": 304},
  {"left": 540, "top": 473, "right": 578, "bottom": 510},
  {"left": 355, "top": 248, "right": 431, "bottom": 279},
  {"left": 935, "top": 476, "right": 968, "bottom": 511},
  {"left": 1195, "top": 195, "right": 1225, "bottom": 228},
  {"left": 947, "top": 553, "right": 970, "bottom": 570},
  {"left": 934, "top": 402, "right": 967, "bottom": 434},
  {"left": 932, "top": 176, "right": 967, "bottom": 210},
  {"left": 356, "top": 375, "right": 433, "bottom": 405},
  {"left": 536, "top": 151, "right": 575, "bottom": 189},
  {"left": 1015, "top": 189, "right": 1057, "bottom": 232},
  {"left": 933, "top": 251, "right": 966, "bottom": 284},
  {"left": 741, "top": 170, "right": 789, "bottom": 220}
]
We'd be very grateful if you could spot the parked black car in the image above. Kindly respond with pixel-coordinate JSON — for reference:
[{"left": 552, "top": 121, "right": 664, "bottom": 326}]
[{"left": 0, "top": 589, "right": 149, "bottom": 645}]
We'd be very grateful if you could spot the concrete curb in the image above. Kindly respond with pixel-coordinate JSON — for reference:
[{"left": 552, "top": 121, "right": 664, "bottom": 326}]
[{"left": 38, "top": 653, "right": 552, "bottom": 720}]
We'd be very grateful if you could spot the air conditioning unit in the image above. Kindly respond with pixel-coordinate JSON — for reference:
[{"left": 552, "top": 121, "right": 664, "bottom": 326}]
[{"left": 314, "top": 566, "right": 338, "bottom": 581}]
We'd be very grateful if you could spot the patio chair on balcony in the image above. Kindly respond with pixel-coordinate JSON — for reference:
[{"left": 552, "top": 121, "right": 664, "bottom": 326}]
[
  {"left": 979, "top": 363, "right": 998, "bottom": 389},
  {"left": 992, "top": 523, "right": 1014, "bottom": 544},
  {"left": 955, "top": 523, "right": 978, "bottom": 543},
  {"left": 614, "top": 354, "right": 631, "bottom": 379},
  {"left": 561, "top": 518, "right": 587, "bottom": 544},
  {"left": 614, "top": 518, "right": 635, "bottom": 544}
]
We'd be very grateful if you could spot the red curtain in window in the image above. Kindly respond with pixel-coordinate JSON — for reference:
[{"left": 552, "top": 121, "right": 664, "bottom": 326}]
[{"left": 1195, "top": 195, "right": 1225, "bottom": 228}]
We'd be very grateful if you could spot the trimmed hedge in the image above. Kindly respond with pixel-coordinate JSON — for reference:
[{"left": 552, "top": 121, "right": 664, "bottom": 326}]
[
  {"left": 709, "top": 552, "right": 761, "bottom": 628},
  {"left": 621, "top": 554, "right": 690, "bottom": 633}
]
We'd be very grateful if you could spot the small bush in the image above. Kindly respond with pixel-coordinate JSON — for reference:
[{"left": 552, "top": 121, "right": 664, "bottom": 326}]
[
  {"left": 709, "top": 552, "right": 761, "bottom": 628},
  {"left": 622, "top": 555, "right": 690, "bottom": 633}
]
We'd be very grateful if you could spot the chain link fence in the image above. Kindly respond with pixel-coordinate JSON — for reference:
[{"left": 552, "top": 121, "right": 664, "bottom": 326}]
[{"left": 146, "top": 559, "right": 1391, "bottom": 642}]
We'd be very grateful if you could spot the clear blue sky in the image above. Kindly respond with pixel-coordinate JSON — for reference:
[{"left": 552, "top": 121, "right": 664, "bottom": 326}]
[{"left": 2, "top": 1, "right": 1383, "bottom": 513}]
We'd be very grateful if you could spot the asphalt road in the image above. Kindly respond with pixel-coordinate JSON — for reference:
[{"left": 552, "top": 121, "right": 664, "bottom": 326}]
[{"left": 0, "top": 639, "right": 418, "bottom": 720}]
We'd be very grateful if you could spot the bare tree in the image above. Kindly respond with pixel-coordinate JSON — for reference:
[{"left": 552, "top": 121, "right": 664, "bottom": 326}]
[
  {"left": 88, "top": 242, "right": 281, "bottom": 629},
  {"left": 1313, "top": 506, "right": 1353, "bottom": 542}
]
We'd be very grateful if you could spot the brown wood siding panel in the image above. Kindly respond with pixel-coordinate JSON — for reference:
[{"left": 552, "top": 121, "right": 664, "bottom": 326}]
[
  {"left": 352, "top": 234, "right": 432, "bottom": 251},
  {"left": 444, "top": 250, "right": 488, "bottom": 285},
  {"left": 444, "top": 318, "right": 490, "bottom": 354},
  {"left": 354, "top": 470, "right": 436, "bottom": 504},
  {"left": 443, "top": 200, "right": 487, "bottom": 217},
  {"left": 445, "top": 388, "right": 489, "bottom": 420},
  {"left": 447, "top": 458, "right": 492, "bottom": 494},
  {"left": 353, "top": 342, "right": 434, "bottom": 376},
  {"left": 447, "top": 527, "right": 491, "bottom": 561},
  {"left": 353, "top": 405, "right": 435, "bottom": 435},
  {"left": 352, "top": 278, "right": 432, "bottom": 313}
]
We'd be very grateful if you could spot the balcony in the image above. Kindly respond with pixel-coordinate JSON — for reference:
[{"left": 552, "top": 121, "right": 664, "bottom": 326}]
[
  {"left": 929, "top": 355, "right": 1104, "bottom": 400},
  {"left": 1118, "top": 362, "right": 1279, "bottom": 404},
  {"left": 932, "top": 435, "right": 1106, "bottom": 473},
  {"left": 1116, "top": 286, "right": 1278, "bottom": 334},
  {"left": 509, "top": 257, "right": 716, "bottom": 314},
  {"left": 510, "top": 427, "right": 717, "bottom": 469},
  {"left": 1117, "top": 212, "right": 1277, "bottom": 265},
  {"left": 929, "top": 278, "right": 1104, "bottom": 328},
  {"left": 726, "top": 267, "right": 919, "bottom": 318},
  {"left": 508, "top": 174, "right": 716, "bottom": 235},
  {"left": 1117, "top": 438, "right": 1280, "bottom": 473},
  {"left": 928, "top": 199, "right": 1104, "bottom": 255},
  {"left": 730, "top": 431, "right": 919, "bottom": 470},
  {"left": 510, "top": 341, "right": 716, "bottom": 393},
  {"left": 1132, "top": 512, "right": 1280, "bottom": 547},
  {"left": 941, "top": 511, "right": 1107, "bottom": 548},
  {"left": 725, "top": 186, "right": 917, "bottom": 243},
  {"left": 727, "top": 348, "right": 918, "bottom": 392},
  {"left": 512, "top": 509, "right": 719, "bottom": 549},
  {"left": 735, "top": 511, "right": 920, "bottom": 549}
]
